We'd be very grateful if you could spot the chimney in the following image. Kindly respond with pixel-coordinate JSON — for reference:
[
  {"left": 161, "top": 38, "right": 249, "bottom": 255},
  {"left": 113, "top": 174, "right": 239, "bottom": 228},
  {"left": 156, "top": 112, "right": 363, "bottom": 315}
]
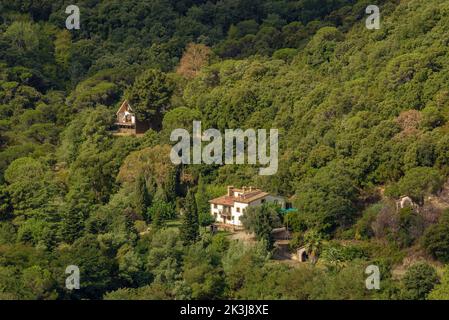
[{"left": 227, "top": 186, "right": 234, "bottom": 196}]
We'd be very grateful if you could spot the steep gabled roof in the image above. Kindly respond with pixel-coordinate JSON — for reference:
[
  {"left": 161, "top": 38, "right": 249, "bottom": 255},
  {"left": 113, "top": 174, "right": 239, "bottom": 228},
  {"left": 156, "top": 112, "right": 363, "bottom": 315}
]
[{"left": 116, "top": 100, "right": 133, "bottom": 115}]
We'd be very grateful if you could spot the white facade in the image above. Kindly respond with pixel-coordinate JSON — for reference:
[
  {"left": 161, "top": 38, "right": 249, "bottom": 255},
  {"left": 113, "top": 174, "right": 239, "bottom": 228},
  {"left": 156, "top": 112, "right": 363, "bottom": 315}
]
[
  {"left": 121, "top": 111, "right": 135, "bottom": 124},
  {"left": 210, "top": 188, "right": 285, "bottom": 226},
  {"left": 210, "top": 202, "right": 250, "bottom": 226}
]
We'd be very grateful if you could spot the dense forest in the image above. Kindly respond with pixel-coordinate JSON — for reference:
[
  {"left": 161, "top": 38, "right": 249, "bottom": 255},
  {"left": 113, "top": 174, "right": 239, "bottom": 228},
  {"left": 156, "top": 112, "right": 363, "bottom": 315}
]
[{"left": 1, "top": 0, "right": 449, "bottom": 300}]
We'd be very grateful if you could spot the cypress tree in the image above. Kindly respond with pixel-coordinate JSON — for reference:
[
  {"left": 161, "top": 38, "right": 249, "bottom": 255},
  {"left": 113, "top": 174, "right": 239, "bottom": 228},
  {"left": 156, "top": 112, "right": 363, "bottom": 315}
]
[
  {"left": 195, "top": 175, "right": 209, "bottom": 215},
  {"left": 196, "top": 175, "right": 215, "bottom": 227},
  {"left": 164, "top": 168, "right": 177, "bottom": 203},
  {"left": 135, "top": 174, "right": 151, "bottom": 221},
  {"left": 181, "top": 189, "right": 199, "bottom": 245},
  {"left": 151, "top": 205, "right": 164, "bottom": 229}
]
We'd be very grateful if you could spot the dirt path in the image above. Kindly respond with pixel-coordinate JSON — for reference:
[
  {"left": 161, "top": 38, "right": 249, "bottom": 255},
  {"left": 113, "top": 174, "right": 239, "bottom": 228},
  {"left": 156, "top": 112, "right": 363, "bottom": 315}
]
[{"left": 228, "top": 229, "right": 256, "bottom": 243}]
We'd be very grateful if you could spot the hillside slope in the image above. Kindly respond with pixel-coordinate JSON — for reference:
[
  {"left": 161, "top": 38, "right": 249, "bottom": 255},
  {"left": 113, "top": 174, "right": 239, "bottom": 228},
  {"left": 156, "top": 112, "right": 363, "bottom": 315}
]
[
  {"left": 168, "top": 0, "right": 448, "bottom": 232},
  {"left": 1, "top": 0, "right": 449, "bottom": 300}
]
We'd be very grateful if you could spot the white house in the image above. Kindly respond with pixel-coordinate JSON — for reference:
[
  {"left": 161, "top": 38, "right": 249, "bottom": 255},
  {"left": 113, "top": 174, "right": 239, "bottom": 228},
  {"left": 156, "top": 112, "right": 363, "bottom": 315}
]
[{"left": 209, "top": 186, "right": 285, "bottom": 226}]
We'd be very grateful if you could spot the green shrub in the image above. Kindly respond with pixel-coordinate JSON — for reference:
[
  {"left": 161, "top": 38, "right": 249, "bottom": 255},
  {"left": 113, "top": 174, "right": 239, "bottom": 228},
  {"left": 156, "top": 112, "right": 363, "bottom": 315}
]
[
  {"left": 422, "top": 210, "right": 449, "bottom": 263},
  {"left": 401, "top": 262, "right": 439, "bottom": 300},
  {"left": 355, "top": 203, "right": 383, "bottom": 240}
]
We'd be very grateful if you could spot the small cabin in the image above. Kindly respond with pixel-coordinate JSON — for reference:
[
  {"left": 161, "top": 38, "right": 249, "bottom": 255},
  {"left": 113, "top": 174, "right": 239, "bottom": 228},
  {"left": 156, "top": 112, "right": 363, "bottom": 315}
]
[
  {"left": 396, "top": 195, "right": 419, "bottom": 212},
  {"left": 115, "top": 100, "right": 150, "bottom": 135}
]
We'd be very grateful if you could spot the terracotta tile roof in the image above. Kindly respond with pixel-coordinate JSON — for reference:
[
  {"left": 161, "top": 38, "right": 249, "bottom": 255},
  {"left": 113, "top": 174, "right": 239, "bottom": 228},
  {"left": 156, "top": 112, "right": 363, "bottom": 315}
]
[
  {"left": 209, "top": 196, "right": 235, "bottom": 206},
  {"left": 209, "top": 189, "right": 269, "bottom": 206},
  {"left": 236, "top": 191, "right": 269, "bottom": 203}
]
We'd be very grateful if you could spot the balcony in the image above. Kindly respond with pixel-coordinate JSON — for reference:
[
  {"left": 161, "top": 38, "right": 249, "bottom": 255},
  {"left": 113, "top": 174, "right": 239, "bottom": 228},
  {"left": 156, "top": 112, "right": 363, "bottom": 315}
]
[
  {"left": 218, "top": 207, "right": 231, "bottom": 218},
  {"left": 116, "top": 113, "right": 135, "bottom": 127},
  {"left": 115, "top": 122, "right": 135, "bottom": 128}
]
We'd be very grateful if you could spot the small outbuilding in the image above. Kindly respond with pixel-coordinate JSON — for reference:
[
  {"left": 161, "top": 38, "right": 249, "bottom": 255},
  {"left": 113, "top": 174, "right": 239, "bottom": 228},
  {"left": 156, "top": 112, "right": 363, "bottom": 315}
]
[
  {"left": 396, "top": 195, "right": 419, "bottom": 212},
  {"left": 297, "top": 247, "right": 309, "bottom": 262}
]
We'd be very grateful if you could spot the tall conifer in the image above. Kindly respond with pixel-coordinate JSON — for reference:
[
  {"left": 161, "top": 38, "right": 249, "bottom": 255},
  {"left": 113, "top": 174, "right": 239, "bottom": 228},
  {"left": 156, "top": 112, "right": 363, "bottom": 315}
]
[{"left": 181, "top": 189, "right": 199, "bottom": 245}]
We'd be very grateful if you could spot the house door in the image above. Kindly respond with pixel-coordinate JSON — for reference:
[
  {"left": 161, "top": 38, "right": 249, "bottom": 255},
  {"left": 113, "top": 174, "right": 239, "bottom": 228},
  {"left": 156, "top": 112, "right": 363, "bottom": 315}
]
[{"left": 223, "top": 216, "right": 226, "bottom": 224}]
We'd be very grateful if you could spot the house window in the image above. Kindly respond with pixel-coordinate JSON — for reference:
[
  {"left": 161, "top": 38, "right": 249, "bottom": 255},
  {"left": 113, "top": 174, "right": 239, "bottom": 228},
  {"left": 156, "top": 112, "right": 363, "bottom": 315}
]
[
  {"left": 214, "top": 204, "right": 218, "bottom": 209},
  {"left": 243, "top": 208, "right": 246, "bottom": 214},
  {"left": 261, "top": 199, "right": 266, "bottom": 204},
  {"left": 231, "top": 216, "right": 234, "bottom": 221},
  {"left": 236, "top": 207, "right": 240, "bottom": 213}
]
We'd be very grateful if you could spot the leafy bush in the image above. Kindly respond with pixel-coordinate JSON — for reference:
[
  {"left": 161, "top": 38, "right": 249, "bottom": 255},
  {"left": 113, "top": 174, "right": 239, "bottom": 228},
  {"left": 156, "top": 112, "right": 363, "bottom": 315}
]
[
  {"left": 422, "top": 210, "right": 449, "bottom": 263},
  {"left": 355, "top": 203, "right": 383, "bottom": 240},
  {"left": 401, "top": 262, "right": 439, "bottom": 300},
  {"left": 428, "top": 266, "right": 449, "bottom": 300},
  {"left": 386, "top": 167, "right": 444, "bottom": 204},
  {"left": 240, "top": 203, "right": 282, "bottom": 250}
]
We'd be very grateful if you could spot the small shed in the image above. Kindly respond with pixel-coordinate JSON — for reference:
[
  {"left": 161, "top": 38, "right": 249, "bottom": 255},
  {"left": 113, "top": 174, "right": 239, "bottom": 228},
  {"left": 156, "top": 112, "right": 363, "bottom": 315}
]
[
  {"left": 297, "top": 247, "right": 309, "bottom": 262},
  {"left": 396, "top": 195, "right": 419, "bottom": 212}
]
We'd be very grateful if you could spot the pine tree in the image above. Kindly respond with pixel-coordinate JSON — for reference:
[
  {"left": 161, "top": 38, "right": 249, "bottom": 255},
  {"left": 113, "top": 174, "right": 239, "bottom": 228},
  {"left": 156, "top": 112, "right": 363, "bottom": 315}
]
[
  {"left": 61, "top": 208, "right": 85, "bottom": 244},
  {"left": 135, "top": 174, "right": 151, "bottom": 221},
  {"left": 61, "top": 188, "right": 91, "bottom": 244},
  {"left": 0, "top": 185, "right": 12, "bottom": 219},
  {"left": 181, "top": 189, "right": 199, "bottom": 245}
]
